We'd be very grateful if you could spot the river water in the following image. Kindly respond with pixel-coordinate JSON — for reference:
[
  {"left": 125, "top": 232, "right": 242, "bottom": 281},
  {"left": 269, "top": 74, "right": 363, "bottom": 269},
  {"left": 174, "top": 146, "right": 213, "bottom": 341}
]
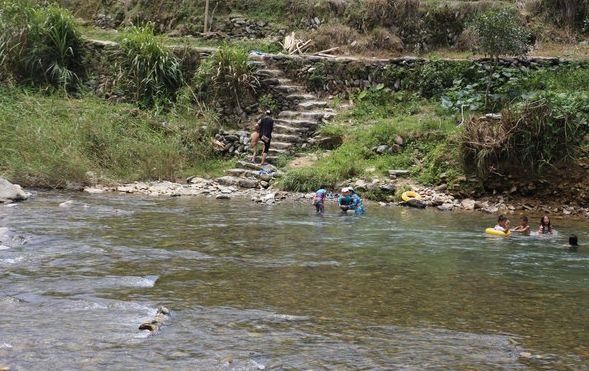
[{"left": 1, "top": 191, "right": 588, "bottom": 369}]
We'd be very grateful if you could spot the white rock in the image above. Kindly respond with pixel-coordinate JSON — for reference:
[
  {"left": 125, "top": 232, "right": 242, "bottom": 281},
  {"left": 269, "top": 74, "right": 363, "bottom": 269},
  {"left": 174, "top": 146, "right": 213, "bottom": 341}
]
[
  {"left": 59, "top": 200, "right": 74, "bottom": 208},
  {"left": 437, "top": 203, "right": 454, "bottom": 211},
  {"left": 84, "top": 187, "right": 105, "bottom": 194},
  {"left": 460, "top": 199, "right": 476, "bottom": 210}
]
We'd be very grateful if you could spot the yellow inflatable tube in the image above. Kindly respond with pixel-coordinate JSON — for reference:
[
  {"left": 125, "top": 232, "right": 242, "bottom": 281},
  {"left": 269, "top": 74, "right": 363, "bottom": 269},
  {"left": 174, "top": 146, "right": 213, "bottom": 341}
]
[
  {"left": 485, "top": 228, "right": 511, "bottom": 237},
  {"left": 401, "top": 191, "right": 421, "bottom": 202}
]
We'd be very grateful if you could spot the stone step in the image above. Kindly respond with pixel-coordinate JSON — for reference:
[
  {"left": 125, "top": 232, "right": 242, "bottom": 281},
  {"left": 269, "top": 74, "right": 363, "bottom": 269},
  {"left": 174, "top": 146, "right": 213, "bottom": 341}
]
[
  {"left": 261, "top": 77, "right": 293, "bottom": 86},
  {"left": 270, "top": 141, "right": 294, "bottom": 150},
  {"left": 226, "top": 168, "right": 259, "bottom": 178},
  {"left": 298, "top": 100, "right": 328, "bottom": 110},
  {"left": 248, "top": 60, "right": 266, "bottom": 68},
  {"left": 256, "top": 69, "right": 283, "bottom": 78},
  {"left": 236, "top": 160, "right": 264, "bottom": 171},
  {"left": 216, "top": 175, "right": 259, "bottom": 189},
  {"left": 278, "top": 110, "right": 330, "bottom": 121},
  {"left": 269, "top": 148, "right": 289, "bottom": 156},
  {"left": 273, "top": 124, "right": 310, "bottom": 135},
  {"left": 286, "top": 93, "right": 316, "bottom": 101},
  {"left": 273, "top": 85, "right": 304, "bottom": 94},
  {"left": 271, "top": 133, "right": 302, "bottom": 143},
  {"left": 275, "top": 117, "right": 321, "bottom": 129}
]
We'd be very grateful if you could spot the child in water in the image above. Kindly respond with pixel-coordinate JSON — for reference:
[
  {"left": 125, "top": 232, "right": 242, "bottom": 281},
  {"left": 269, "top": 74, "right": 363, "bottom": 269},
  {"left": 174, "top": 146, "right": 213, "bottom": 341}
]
[
  {"left": 538, "top": 215, "right": 554, "bottom": 235},
  {"left": 513, "top": 216, "right": 531, "bottom": 235},
  {"left": 494, "top": 214, "right": 510, "bottom": 233},
  {"left": 313, "top": 185, "right": 327, "bottom": 215}
]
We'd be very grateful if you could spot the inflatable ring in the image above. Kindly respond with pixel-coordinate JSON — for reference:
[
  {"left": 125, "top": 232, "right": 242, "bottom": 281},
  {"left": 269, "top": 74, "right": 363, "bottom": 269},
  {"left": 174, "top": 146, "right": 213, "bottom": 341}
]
[
  {"left": 485, "top": 228, "right": 511, "bottom": 237},
  {"left": 401, "top": 191, "right": 421, "bottom": 202}
]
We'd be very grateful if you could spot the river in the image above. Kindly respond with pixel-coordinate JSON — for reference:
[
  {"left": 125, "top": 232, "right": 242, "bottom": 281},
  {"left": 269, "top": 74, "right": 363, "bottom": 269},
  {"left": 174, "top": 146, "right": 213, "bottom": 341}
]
[{"left": 1, "top": 191, "right": 588, "bottom": 369}]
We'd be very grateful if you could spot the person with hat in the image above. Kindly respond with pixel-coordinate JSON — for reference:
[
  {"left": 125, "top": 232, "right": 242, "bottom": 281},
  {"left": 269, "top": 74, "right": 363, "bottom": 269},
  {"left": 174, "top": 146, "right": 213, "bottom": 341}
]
[
  {"left": 338, "top": 187, "right": 365, "bottom": 215},
  {"left": 251, "top": 110, "right": 274, "bottom": 165}
]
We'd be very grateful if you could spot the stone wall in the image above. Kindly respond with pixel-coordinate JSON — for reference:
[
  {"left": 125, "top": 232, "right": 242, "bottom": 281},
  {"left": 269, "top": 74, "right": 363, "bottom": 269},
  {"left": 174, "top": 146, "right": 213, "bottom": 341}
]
[{"left": 262, "top": 54, "right": 584, "bottom": 96}]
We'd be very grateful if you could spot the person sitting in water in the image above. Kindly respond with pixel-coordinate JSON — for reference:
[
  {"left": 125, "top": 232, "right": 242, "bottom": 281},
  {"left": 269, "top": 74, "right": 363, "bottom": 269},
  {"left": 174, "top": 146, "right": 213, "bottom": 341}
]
[
  {"left": 513, "top": 215, "right": 531, "bottom": 235},
  {"left": 538, "top": 215, "right": 554, "bottom": 235},
  {"left": 338, "top": 187, "right": 365, "bottom": 215},
  {"left": 494, "top": 214, "right": 510, "bottom": 233},
  {"left": 313, "top": 185, "right": 327, "bottom": 215},
  {"left": 568, "top": 234, "right": 578, "bottom": 252}
]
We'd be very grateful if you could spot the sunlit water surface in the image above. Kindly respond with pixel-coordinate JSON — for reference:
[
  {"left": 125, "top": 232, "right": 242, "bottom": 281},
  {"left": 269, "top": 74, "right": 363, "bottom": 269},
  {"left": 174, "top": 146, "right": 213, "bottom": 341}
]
[{"left": 1, "top": 192, "right": 588, "bottom": 369}]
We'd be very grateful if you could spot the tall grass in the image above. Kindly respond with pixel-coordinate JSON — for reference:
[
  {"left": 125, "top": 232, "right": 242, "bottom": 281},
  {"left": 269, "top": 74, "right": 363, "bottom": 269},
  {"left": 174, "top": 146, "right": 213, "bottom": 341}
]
[
  {"left": 193, "top": 45, "right": 259, "bottom": 111},
  {"left": 0, "top": 88, "right": 229, "bottom": 187},
  {"left": 117, "top": 25, "right": 184, "bottom": 108},
  {"left": 0, "top": 1, "right": 82, "bottom": 91}
]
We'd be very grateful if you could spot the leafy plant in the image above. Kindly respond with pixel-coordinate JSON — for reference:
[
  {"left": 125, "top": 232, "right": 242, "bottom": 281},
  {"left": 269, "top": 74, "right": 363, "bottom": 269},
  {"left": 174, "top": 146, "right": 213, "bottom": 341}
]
[
  {"left": 193, "top": 45, "right": 259, "bottom": 111},
  {"left": 0, "top": 1, "right": 82, "bottom": 91},
  {"left": 470, "top": 9, "right": 532, "bottom": 59},
  {"left": 117, "top": 25, "right": 183, "bottom": 108}
]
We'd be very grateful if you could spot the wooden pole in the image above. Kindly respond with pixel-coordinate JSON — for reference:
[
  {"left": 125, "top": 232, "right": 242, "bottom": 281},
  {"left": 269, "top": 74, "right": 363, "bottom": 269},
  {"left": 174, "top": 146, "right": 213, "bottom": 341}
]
[{"left": 204, "top": 0, "right": 210, "bottom": 33}]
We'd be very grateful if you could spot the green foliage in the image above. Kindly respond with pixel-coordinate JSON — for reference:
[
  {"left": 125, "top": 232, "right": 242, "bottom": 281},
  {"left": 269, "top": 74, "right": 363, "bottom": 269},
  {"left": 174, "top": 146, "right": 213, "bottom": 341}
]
[
  {"left": 0, "top": 1, "right": 82, "bottom": 91},
  {"left": 117, "top": 25, "right": 183, "bottom": 108},
  {"left": 470, "top": 9, "right": 532, "bottom": 59},
  {"left": 462, "top": 92, "right": 589, "bottom": 176},
  {"left": 279, "top": 94, "right": 463, "bottom": 193},
  {"left": 542, "top": 0, "right": 589, "bottom": 31},
  {"left": 193, "top": 45, "right": 259, "bottom": 110},
  {"left": 0, "top": 88, "right": 227, "bottom": 187},
  {"left": 257, "top": 94, "right": 279, "bottom": 113}
]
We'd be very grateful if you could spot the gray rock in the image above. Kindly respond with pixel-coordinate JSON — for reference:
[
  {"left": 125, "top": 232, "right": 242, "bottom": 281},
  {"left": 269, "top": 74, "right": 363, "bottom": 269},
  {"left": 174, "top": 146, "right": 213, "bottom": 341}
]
[
  {"left": 460, "top": 199, "right": 476, "bottom": 210},
  {"left": 0, "top": 178, "right": 30, "bottom": 203},
  {"left": 376, "top": 145, "right": 390, "bottom": 154},
  {"left": 437, "top": 203, "right": 454, "bottom": 211},
  {"left": 388, "top": 169, "right": 410, "bottom": 177},
  {"left": 354, "top": 179, "right": 367, "bottom": 191},
  {"left": 216, "top": 194, "right": 231, "bottom": 200}
]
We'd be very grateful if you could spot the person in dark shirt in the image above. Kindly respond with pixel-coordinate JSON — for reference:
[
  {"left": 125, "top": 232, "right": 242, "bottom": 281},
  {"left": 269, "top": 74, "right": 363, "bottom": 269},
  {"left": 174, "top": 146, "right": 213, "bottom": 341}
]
[{"left": 257, "top": 110, "right": 274, "bottom": 165}]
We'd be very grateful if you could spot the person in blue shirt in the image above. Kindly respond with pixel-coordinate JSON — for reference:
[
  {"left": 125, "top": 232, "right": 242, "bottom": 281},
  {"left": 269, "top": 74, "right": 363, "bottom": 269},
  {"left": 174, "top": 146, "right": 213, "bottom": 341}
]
[{"left": 338, "top": 187, "right": 365, "bottom": 215}]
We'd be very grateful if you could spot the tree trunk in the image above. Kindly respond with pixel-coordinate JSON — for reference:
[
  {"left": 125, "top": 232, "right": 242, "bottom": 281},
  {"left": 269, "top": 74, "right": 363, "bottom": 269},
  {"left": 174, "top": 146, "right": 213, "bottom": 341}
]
[{"left": 204, "top": 0, "right": 210, "bottom": 33}]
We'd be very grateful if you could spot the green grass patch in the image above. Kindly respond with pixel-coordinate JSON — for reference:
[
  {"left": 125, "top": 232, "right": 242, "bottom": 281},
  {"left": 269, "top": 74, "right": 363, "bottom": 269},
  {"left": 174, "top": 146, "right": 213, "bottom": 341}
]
[
  {"left": 0, "top": 88, "right": 230, "bottom": 187},
  {"left": 278, "top": 92, "right": 464, "bottom": 193}
]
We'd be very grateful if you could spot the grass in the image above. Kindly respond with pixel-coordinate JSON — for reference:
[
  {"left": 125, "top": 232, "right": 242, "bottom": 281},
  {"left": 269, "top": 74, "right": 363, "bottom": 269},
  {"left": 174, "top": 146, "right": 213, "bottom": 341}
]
[
  {"left": 278, "top": 92, "right": 464, "bottom": 194},
  {"left": 0, "top": 87, "right": 232, "bottom": 187}
]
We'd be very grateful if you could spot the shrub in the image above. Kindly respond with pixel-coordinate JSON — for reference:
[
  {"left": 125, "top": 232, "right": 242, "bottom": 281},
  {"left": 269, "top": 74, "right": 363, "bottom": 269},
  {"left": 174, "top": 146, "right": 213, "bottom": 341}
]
[
  {"left": 309, "top": 23, "right": 359, "bottom": 51},
  {"left": 541, "top": 0, "right": 589, "bottom": 31},
  {"left": 117, "top": 25, "right": 183, "bottom": 108},
  {"left": 193, "top": 45, "right": 259, "bottom": 111},
  {"left": 0, "top": 1, "right": 82, "bottom": 91},
  {"left": 462, "top": 92, "right": 589, "bottom": 176},
  {"left": 470, "top": 9, "right": 533, "bottom": 59},
  {"left": 369, "top": 27, "right": 404, "bottom": 52}
]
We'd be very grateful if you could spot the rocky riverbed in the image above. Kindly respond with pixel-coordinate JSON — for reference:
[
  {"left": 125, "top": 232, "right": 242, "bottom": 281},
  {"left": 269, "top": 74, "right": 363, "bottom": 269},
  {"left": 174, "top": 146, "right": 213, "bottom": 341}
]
[{"left": 81, "top": 177, "right": 589, "bottom": 220}]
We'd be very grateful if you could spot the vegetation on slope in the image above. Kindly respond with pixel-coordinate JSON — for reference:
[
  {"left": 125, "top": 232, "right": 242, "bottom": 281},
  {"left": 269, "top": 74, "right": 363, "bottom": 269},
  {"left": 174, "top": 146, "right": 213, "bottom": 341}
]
[{"left": 0, "top": 88, "right": 230, "bottom": 188}]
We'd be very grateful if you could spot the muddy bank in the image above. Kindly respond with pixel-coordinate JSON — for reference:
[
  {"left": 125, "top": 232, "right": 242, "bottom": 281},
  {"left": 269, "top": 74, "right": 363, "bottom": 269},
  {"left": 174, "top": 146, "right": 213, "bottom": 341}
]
[{"left": 82, "top": 178, "right": 589, "bottom": 221}]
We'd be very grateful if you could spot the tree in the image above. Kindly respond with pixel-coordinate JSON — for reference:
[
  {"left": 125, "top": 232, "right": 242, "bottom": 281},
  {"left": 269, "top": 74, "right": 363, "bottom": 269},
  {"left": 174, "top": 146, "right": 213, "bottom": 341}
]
[
  {"left": 203, "top": 0, "right": 209, "bottom": 33},
  {"left": 471, "top": 9, "right": 532, "bottom": 59}
]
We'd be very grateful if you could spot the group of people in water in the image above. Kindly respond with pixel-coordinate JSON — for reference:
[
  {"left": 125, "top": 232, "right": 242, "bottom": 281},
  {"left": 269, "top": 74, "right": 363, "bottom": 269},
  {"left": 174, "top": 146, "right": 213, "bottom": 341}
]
[
  {"left": 313, "top": 186, "right": 365, "bottom": 216},
  {"left": 494, "top": 214, "right": 555, "bottom": 235},
  {"left": 494, "top": 214, "right": 579, "bottom": 250}
]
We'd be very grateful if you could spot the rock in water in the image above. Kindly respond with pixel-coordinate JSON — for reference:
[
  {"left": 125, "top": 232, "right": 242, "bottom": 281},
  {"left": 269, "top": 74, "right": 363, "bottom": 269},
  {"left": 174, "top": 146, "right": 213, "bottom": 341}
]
[
  {"left": 403, "top": 198, "right": 426, "bottom": 209},
  {"left": 0, "top": 178, "right": 30, "bottom": 203},
  {"left": 139, "top": 306, "right": 171, "bottom": 334}
]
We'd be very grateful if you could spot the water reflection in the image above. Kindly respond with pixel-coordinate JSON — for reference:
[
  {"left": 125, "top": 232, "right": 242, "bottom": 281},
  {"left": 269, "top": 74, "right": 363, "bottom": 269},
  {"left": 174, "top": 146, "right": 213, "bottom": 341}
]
[{"left": 0, "top": 192, "right": 588, "bottom": 369}]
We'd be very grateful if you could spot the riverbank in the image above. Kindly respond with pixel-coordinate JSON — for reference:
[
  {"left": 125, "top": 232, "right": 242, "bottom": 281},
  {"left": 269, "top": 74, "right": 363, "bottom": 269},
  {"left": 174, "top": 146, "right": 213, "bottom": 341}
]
[{"left": 79, "top": 179, "right": 589, "bottom": 221}]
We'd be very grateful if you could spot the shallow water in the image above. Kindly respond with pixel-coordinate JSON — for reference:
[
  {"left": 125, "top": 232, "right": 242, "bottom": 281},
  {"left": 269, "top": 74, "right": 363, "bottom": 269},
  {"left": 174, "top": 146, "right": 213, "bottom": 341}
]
[{"left": 1, "top": 192, "right": 588, "bottom": 369}]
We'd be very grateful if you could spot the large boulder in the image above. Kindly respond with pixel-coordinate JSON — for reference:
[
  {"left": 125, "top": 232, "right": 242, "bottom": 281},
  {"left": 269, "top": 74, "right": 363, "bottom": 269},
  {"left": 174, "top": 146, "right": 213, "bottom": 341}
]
[{"left": 0, "top": 178, "right": 30, "bottom": 203}]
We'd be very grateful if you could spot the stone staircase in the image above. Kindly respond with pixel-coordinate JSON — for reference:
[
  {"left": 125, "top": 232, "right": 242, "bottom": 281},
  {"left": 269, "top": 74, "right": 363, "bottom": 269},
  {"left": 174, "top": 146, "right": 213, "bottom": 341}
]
[{"left": 216, "top": 56, "right": 336, "bottom": 189}]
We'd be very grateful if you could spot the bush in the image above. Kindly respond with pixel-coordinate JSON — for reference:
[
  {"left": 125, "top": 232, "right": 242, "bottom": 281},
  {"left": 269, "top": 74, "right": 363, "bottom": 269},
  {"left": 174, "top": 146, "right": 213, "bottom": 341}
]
[
  {"left": 117, "top": 25, "right": 183, "bottom": 108},
  {"left": 309, "top": 23, "right": 359, "bottom": 51},
  {"left": 470, "top": 9, "right": 533, "bottom": 59},
  {"left": 462, "top": 92, "right": 589, "bottom": 176},
  {"left": 541, "top": 0, "right": 589, "bottom": 31},
  {"left": 0, "top": 1, "right": 82, "bottom": 91},
  {"left": 193, "top": 45, "right": 259, "bottom": 111}
]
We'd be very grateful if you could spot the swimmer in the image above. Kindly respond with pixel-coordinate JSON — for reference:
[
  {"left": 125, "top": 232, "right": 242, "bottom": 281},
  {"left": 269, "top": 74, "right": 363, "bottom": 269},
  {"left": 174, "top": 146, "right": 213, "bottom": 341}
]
[
  {"left": 513, "top": 216, "right": 531, "bottom": 235},
  {"left": 494, "top": 214, "right": 510, "bottom": 233},
  {"left": 568, "top": 234, "right": 578, "bottom": 252},
  {"left": 538, "top": 215, "right": 554, "bottom": 235}
]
